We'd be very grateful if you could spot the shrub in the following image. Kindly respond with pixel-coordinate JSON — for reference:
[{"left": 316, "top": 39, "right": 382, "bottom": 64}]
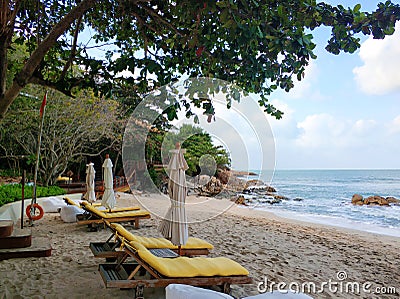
[{"left": 0, "top": 184, "right": 66, "bottom": 207}]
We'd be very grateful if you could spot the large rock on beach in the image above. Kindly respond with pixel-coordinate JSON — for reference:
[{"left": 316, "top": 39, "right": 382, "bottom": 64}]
[
  {"left": 199, "top": 176, "right": 222, "bottom": 196},
  {"left": 352, "top": 194, "right": 394, "bottom": 206},
  {"left": 198, "top": 175, "right": 211, "bottom": 186},
  {"left": 233, "top": 195, "right": 248, "bottom": 205},
  {"left": 245, "top": 179, "right": 265, "bottom": 188},
  {"left": 216, "top": 169, "right": 231, "bottom": 185},
  {"left": 293, "top": 197, "right": 304, "bottom": 202},
  {"left": 351, "top": 194, "right": 363, "bottom": 204},
  {"left": 274, "top": 195, "right": 289, "bottom": 200},
  {"left": 386, "top": 197, "right": 400, "bottom": 204}
]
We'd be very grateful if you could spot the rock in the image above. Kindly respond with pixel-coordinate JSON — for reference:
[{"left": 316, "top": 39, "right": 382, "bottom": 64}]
[
  {"left": 234, "top": 195, "right": 248, "bottom": 205},
  {"left": 365, "top": 195, "right": 385, "bottom": 205},
  {"left": 216, "top": 169, "right": 230, "bottom": 185},
  {"left": 353, "top": 194, "right": 393, "bottom": 206},
  {"left": 352, "top": 194, "right": 363, "bottom": 204},
  {"left": 293, "top": 198, "right": 304, "bottom": 202},
  {"left": 386, "top": 197, "right": 400, "bottom": 204},
  {"left": 274, "top": 195, "right": 289, "bottom": 200},
  {"left": 198, "top": 175, "right": 211, "bottom": 186},
  {"left": 268, "top": 199, "right": 282, "bottom": 204},
  {"left": 199, "top": 176, "right": 223, "bottom": 196},
  {"left": 245, "top": 179, "right": 265, "bottom": 188},
  {"left": 378, "top": 197, "right": 390, "bottom": 206}
]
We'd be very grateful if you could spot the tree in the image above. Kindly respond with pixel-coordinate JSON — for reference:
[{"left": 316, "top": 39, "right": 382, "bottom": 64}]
[
  {"left": 163, "top": 124, "right": 230, "bottom": 176},
  {"left": 0, "top": 86, "right": 119, "bottom": 185},
  {"left": 0, "top": 1, "right": 399, "bottom": 120}
]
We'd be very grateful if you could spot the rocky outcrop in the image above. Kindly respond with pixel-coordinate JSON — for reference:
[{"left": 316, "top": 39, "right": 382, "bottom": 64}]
[
  {"left": 233, "top": 195, "right": 248, "bottom": 205},
  {"left": 351, "top": 194, "right": 399, "bottom": 206},
  {"left": 351, "top": 194, "right": 364, "bottom": 205},
  {"left": 198, "top": 176, "right": 223, "bottom": 196}
]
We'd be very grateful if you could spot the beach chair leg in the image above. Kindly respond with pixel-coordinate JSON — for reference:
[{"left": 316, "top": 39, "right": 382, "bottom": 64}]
[
  {"left": 222, "top": 282, "right": 231, "bottom": 294},
  {"left": 135, "top": 285, "right": 144, "bottom": 299},
  {"left": 88, "top": 223, "right": 98, "bottom": 232},
  {"left": 134, "top": 219, "right": 139, "bottom": 229}
]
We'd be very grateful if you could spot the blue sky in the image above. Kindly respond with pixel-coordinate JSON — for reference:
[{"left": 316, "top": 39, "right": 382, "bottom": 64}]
[{"left": 264, "top": 1, "right": 400, "bottom": 170}]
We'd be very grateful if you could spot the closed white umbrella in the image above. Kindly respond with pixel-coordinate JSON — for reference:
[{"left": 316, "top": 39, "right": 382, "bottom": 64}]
[
  {"left": 101, "top": 154, "right": 116, "bottom": 211},
  {"left": 159, "top": 143, "right": 189, "bottom": 254},
  {"left": 83, "top": 162, "right": 96, "bottom": 203}
]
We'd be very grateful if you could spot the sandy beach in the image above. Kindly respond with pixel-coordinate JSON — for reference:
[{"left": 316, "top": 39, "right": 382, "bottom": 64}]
[{"left": 1, "top": 192, "right": 399, "bottom": 299}]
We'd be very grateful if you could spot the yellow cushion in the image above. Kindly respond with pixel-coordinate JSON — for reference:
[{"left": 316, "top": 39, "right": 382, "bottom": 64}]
[
  {"left": 64, "top": 197, "right": 80, "bottom": 207},
  {"left": 129, "top": 241, "right": 249, "bottom": 278},
  {"left": 82, "top": 202, "right": 150, "bottom": 218},
  {"left": 103, "top": 206, "right": 140, "bottom": 213},
  {"left": 64, "top": 197, "right": 102, "bottom": 207},
  {"left": 111, "top": 223, "right": 213, "bottom": 250}
]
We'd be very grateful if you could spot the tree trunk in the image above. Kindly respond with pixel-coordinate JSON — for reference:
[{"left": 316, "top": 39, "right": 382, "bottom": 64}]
[
  {"left": 0, "top": 0, "right": 97, "bottom": 120},
  {"left": 0, "top": 34, "right": 8, "bottom": 100}
]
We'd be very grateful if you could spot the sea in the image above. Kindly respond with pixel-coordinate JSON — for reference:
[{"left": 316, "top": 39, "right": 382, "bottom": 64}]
[{"left": 241, "top": 169, "right": 400, "bottom": 237}]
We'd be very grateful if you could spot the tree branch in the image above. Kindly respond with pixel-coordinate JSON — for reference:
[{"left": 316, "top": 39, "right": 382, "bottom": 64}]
[
  {"left": 60, "top": 15, "right": 83, "bottom": 81},
  {"left": 29, "top": 76, "right": 74, "bottom": 98},
  {"left": 0, "top": 0, "right": 97, "bottom": 120},
  {"left": 137, "top": 3, "right": 182, "bottom": 36}
]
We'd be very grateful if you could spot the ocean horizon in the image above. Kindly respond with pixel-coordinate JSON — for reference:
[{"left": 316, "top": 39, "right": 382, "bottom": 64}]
[{"left": 240, "top": 169, "right": 400, "bottom": 237}]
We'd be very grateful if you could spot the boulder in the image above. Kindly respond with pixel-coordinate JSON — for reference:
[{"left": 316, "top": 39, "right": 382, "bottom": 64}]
[
  {"left": 199, "top": 176, "right": 223, "bottom": 196},
  {"left": 245, "top": 179, "right": 265, "bottom": 188},
  {"left": 198, "top": 175, "right": 211, "bottom": 186},
  {"left": 293, "top": 197, "right": 304, "bottom": 202},
  {"left": 386, "top": 197, "right": 400, "bottom": 204},
  {"left": 234, "top": 195, "right": 248, "bottom": 205},
  {"left": 216, "top": 169, "right": 230, "bottom": 185},
  {"left": 274, "top": 195, "right": 289, "bottom": 200},
  {"left": 353, "top": 194, "right": 393, "bottom": 206},
  {"left": 365, "top": 196, "right": 385, "bottom": 205},
  {"left": 352, "top": 194, "right": 363, "bottom": 205},
  {"left": 378, "top": 197, "right": 390, "bottom": 206}
]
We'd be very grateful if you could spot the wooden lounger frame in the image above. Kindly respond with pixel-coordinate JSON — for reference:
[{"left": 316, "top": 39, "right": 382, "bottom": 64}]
[
  {"left": 98, "top": 243, "right": 252, "bottom": 299},
  {"left": 69, "top": 201, "right": 150, "bottom": 229},
  {"left": 90, "top": 222, "right": 210, "bottom": 259}
]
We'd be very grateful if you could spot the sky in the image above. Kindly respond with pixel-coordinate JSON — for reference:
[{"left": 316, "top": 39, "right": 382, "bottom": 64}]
[
  {"left": 82, "top": 0, "right": 400, "bottom": 171},
  {"left": 183, "top": 1, "right": 400, "bottom": 171},
  {"left": 263, "top": 1, "right": 400, "bottom": 170}
]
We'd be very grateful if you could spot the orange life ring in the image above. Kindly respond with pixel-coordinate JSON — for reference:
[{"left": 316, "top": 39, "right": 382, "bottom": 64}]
[{"left": 26, "top": 203, "right": 44, "bottom": 221}]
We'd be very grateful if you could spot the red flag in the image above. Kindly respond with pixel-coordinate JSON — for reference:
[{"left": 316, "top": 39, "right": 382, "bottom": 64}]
[{"left": 39, "top": 92, "right": 47, "bottom": 118}]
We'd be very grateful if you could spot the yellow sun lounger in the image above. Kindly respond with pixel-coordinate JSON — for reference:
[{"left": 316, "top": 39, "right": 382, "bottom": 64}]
[
  {"left": 90, "top": 222, "right": 213, "bottom": 258},
  {"left": 63, "top": 197, "right": 140, "bottom": 212},
  {"left": 98, "top": 241, "right": 252, "bottom": 298},
  {"left": 78, "top": 201, "right": 151, "bottom": 229}
]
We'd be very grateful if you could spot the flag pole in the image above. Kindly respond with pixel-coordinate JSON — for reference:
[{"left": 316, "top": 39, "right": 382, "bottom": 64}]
[{"left": 29, "top": 91, "right": 47, "bottom": 225}]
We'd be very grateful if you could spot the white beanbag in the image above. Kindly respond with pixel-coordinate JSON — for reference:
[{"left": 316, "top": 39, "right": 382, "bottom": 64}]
[
  {"left": 60, "top": 205, "right": 84, "bottom": 223},
  {"left": 166, "top": 284, "right": 234, "bottom": 299},
  {"left": 40, "top": 197, "right": 67, "bottom": 213}
]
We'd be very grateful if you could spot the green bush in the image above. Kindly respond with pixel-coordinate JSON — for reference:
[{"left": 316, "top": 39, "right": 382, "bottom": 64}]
[{"left": 0, "top": 184, "right": 66, "bottom": 207}]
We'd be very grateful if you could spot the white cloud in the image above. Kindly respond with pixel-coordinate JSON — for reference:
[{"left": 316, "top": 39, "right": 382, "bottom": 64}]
[
  {"left": 267, "top": 99, "right": 300, "bottom": 139},
  {"left": 351, "top": 119, "right": 378, "bottom": 136},
  {"left": 353, "top": 23, "right": 400, "bottom": 95},
  {"left": 296, "top": 113, "right": 347, "bottom": 148},
  {"left": 387, "top": 115, "right": 400, "bottom": 135}
]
